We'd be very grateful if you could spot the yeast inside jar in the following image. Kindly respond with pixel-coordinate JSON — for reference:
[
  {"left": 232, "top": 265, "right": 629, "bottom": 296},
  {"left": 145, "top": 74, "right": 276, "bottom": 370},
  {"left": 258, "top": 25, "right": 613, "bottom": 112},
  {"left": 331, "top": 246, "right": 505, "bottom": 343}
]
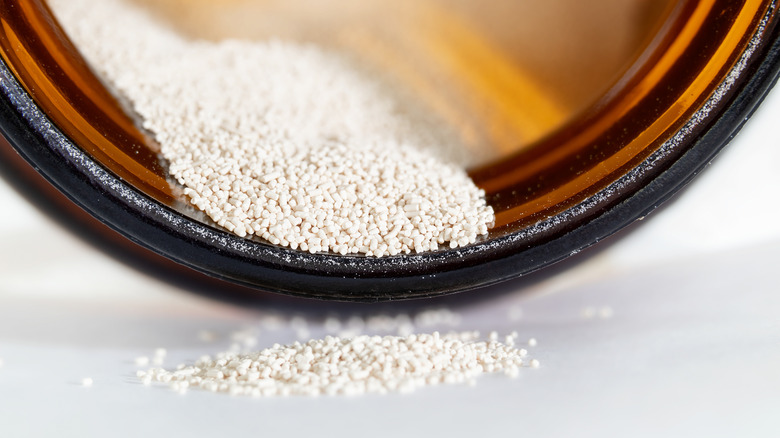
[{"left": 127, "top": 0, "right": 675, "bottom": 164}]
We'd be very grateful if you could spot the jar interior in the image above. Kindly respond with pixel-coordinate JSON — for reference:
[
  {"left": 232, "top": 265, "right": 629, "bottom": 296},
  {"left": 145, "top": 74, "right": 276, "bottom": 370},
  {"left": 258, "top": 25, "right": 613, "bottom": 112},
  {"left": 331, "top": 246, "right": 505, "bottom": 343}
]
[{"left": 0, "top": 0, "right": 772, "bottom": 248}]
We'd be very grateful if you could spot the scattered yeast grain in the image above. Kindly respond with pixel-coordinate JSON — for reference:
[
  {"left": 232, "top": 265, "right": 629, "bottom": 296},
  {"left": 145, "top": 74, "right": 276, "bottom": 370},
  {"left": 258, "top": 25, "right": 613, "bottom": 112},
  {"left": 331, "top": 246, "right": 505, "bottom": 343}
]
[
  {"left": 581, "top": 306, "right": 598, "bottom": 319},
  {"left": 508, "top": 305, "right": 523, "bottom": 321},
  {"left": 598, "top": 307, "right": 614, "bottom": 319},
  {"left": 197, "top": 330, "right": 218, "bottom": 343},
  {"left": 582, "top": 306, "right": 614, "bottom": 320},
  {"left": 139, "top": 332, "right": 535, "bottom": 397}
]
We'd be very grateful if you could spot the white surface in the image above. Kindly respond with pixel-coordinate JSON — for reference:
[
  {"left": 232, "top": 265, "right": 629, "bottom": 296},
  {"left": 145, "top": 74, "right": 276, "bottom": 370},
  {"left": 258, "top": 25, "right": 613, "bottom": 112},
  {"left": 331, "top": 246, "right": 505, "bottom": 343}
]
[{"left": 1, "top": 86, "right": 780, "bottom": 437}]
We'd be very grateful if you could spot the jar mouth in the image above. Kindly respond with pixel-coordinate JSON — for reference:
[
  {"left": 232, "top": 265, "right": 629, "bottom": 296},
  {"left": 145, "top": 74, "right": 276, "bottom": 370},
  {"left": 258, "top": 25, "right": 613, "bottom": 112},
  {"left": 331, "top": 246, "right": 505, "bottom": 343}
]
[{"left": 0, "top": 0, "right": 779, "bottom": 300}]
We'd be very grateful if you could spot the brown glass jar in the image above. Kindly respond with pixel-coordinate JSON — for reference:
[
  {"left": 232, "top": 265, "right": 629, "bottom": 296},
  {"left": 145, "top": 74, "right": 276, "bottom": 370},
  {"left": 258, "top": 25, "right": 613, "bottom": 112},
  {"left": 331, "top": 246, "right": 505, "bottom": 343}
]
[{"left": 1, "top": 0, "right": 778, "bottom": 300}]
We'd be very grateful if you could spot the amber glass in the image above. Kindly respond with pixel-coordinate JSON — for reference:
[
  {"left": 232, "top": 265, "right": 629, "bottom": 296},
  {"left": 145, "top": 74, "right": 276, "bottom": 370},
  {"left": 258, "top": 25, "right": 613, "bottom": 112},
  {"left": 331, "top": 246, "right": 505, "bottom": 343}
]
[{"left": 0, "top": 0, "right": 775, "bottom": 240}]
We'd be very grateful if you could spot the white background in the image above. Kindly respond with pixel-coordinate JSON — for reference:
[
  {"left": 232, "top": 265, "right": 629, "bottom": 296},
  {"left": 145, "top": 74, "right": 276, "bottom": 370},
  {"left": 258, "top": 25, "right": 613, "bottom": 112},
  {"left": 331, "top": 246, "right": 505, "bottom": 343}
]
[{"left": 1, "top": 86, "right": 779, "bottom": 437}]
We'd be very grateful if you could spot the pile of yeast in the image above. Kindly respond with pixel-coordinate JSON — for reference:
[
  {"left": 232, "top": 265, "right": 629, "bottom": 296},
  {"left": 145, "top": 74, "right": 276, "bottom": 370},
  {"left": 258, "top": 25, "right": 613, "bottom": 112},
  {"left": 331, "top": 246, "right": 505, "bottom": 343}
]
[{"left": 50, "top": 0, "right": 494, "bottom": 257}]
